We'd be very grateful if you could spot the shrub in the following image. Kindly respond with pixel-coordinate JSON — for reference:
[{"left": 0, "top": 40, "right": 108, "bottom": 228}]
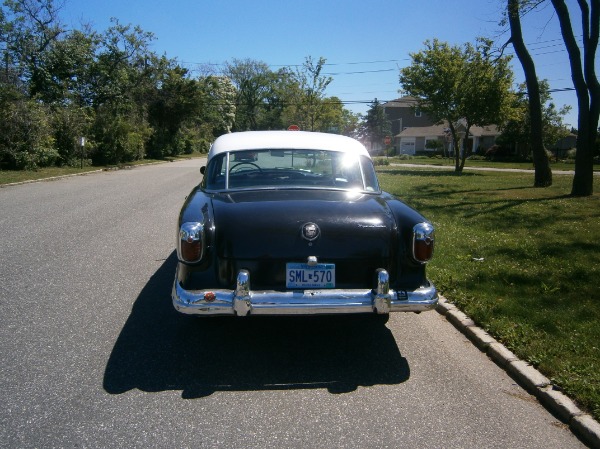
[
  {"left": 373, "top": 157, "right": 390, "bottom": 166},
  {"left": 0, "top": 94, "right": 57, "bottom": 170}
]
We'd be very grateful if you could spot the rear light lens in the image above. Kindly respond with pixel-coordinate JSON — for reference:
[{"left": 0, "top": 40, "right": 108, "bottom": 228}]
[
  {"left": 178, "top": 222, "right": 205, "bottom": 263},
  {"left": 412, "top": 222, "right": 435, "bottom": 263}
]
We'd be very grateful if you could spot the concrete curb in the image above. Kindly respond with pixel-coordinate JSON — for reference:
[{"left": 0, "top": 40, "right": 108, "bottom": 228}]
[
  {"left": 436, "top": 296, "right": 600, "bottom": 448},
  {"left": 0, "top": 159, "right": 180, "bottom": 188}
]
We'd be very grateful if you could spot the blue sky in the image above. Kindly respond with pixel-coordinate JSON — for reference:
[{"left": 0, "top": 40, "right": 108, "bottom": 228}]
[{"left": 60, "top": 0, "right": 589, "bottom": 128}]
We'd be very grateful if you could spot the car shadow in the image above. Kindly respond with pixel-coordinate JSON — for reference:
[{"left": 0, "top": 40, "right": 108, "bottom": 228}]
[{"left": 103, "top": 253, "right": 410, "bottom": 398}]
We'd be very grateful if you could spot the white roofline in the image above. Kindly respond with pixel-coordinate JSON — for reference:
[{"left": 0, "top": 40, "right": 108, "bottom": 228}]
[{"left": 208, "top": 131, "right": 371, "bottom": 160}]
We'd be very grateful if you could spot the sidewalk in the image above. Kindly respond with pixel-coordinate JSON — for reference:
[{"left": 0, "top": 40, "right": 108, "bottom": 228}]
[{"left": 391, "top": 163, "right": 600, "bottom": 176}]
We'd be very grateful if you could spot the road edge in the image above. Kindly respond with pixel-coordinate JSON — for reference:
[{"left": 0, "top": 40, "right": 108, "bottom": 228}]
[{"left": 436, "top": 296, "right": 600, "bottom": 448}]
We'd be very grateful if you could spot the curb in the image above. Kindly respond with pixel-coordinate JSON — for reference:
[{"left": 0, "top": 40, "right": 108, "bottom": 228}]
[
  {"left": 0, "top": 159, "right": 181, "bottom": 188},
  {"left": 436, "top": 297, "right": 600, "bottom": 448},
  {"left": 0, "top": 169, "right": 104, "bottom": 188}
]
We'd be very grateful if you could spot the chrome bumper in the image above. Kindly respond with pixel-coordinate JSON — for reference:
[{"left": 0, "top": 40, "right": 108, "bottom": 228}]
[{"left": 172, "top": 268, "right": 438, "bottom": 316}]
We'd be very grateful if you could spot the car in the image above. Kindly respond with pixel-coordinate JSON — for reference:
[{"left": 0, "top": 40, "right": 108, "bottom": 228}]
[{"left": 172, "top": 130, "right": 437, "bottom": 320}]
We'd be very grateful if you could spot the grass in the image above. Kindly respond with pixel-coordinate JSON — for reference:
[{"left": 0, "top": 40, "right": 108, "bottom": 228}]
[
  {"left": 0, "top": 152, "right": 206, "bottom": 186},
  {"left": 377, "top": 166, "right": 600, "bottom": 422},
  {"left": 385, "top": 155, "right": 600, "bottom": 172}
]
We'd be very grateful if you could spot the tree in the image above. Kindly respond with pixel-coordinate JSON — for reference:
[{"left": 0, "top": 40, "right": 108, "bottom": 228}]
[
  {"left": 0, "top": 85, "right": 57, "bottom": 169},
  {"left": 498, "top": 80, "right": 571, "bottom": 157},
  {"left": 506, "top": 0, "right": 554, "bottom": 186},
  {"left": 1, "top": 0, "right": 64, "bottom": 96},
  {"left": 90, "top": 19, "right": 160, "bottom": 164},
  {"left": 361, "top": 98, "right": 391, "bottom": 153},
  {"left": 400, "top": 38, "right": 514, "bottom": 172},
  {"left": 549, "top": 0, "right": 599, "bottom": 196},
  {"left": 289, "top": 56, "right": 332, "bottom": 131},
  {"left": 224, "top": 58, "right": 273, "bottom": 131}
]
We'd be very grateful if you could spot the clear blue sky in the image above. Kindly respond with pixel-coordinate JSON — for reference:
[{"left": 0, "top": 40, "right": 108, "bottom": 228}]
[{"left": 61, "top": 0, "right": 590, "bottom": 129}]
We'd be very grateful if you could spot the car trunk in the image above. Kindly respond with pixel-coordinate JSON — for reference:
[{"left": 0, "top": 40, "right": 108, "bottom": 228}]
[{"left": 210, "top": 189, "right": 399, "bottom": 289}]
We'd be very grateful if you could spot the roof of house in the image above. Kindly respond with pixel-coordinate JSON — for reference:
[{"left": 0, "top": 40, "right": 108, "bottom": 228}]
[
  {"left": 383, "top": 96, "right": 421, "bottom": 108},
  {"left": 396, "top": 123, "right": 500, "bottom": 138}
]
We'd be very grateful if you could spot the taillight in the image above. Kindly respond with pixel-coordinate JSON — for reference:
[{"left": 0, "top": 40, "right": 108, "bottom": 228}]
[
  {"left": 178, "top": 222, "right": 205, "bottom": 263},
  {"left": 413, "top": 222, "right": 435, "bottom": 263}
]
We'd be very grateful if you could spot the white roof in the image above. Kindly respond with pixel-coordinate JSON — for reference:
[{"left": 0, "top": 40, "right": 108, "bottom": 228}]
[{"left": 208, "top": 131, "right": 371, "bottom": 160}]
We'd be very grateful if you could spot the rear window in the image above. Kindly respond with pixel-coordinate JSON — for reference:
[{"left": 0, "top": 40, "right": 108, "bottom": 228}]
[{"left": 202, "top": 149, "right": 379, "bottom": 192}]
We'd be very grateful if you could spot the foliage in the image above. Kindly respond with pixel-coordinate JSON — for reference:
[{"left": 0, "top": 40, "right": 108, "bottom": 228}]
[
  {"left": 288, "top": 56, "right": 333, "bottom": 131},
  {"left": 360, "top": 98, "right": 391, "bottom": 152},
  {"left": 399, "top": 38, "right": 514, "bottom": 173},
  {"left": 0, "top": 85, "right": 57, "bottom": 169},
  {"left": 0, "top": 0, "right": 387, "bottom": 170},
  {"left": 497, "top": 81, "right": 572, "bottom": 154},
  {"left": 224, "top": 58, "right": 275, "bottom": 131}
]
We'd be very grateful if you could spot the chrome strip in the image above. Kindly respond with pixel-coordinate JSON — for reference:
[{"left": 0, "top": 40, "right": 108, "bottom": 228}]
[{"left": 172, "top": 267, "right": 438, "bottom": 317}]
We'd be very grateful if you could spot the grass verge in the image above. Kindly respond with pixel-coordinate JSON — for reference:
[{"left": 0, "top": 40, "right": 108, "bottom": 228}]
[
  {"left": 377, "top": 166, "right": 600, "bottom": 421},
  {"left": 0, "top": 153, "right": 206, "bottom": 186},
  {"left": 385, "top": 156, "right": 600, "bottom": 171}
]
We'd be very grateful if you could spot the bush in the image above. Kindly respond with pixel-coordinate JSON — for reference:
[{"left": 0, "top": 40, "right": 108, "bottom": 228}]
[
  {"left": 468, "top": 155, "right": 486, "bottom": 161},
  {"left": 373, "top": 157, "right": 390, "bottom": 166},
  {"left": 398, "top": 154, "right": 413, "bottom": 161},
  {"left": 0, "top": 93, "right": 57, "bottom": 170}
]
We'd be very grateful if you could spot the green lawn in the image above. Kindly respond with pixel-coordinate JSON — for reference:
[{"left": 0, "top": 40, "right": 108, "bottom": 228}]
[
  {"left": 377, "top": 166, "right": 600, "bottom": 421},
  {"left": 0, "top": 154, "right": 205, "bottom": 186},
  {"left": 378, "top": 155, "right": 600, "bottom": 172}
]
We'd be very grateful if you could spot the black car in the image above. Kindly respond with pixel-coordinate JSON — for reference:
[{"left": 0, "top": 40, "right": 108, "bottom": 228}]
[{"left": 172, "top": 131, "right": 437, "bottom": 319}]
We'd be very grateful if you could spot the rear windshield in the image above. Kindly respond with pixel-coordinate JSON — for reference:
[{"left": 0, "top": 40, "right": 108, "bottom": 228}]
[{"left": 202, "top": 149, "right": 380, "bottom": 192}]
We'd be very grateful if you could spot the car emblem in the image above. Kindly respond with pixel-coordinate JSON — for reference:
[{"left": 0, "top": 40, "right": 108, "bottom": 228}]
[{"left": 301, "top": 222, "right": 320, "bottom": 241}]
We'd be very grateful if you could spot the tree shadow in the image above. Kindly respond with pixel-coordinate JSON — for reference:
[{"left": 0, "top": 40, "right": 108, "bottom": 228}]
[
  {"left": 103, "top": 253, "right": 410, "bottom": 398},
  {"left": 380, "top": 169, "right": 481, "bottom": 178}
]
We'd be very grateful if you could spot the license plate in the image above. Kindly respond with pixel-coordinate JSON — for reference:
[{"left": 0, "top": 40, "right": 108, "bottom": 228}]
[{"left": 286, "top": 263, "right": 335, "bottom": 289}]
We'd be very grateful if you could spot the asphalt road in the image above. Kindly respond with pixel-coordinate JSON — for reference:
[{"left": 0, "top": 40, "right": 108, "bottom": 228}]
[{"left": 0, "top": 159, "right": 586, "bottom": 448}]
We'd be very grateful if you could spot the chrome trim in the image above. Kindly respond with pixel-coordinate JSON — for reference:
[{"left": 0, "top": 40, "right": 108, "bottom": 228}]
[
  {"left": 374, "top": 269, "right": 391, "bottom": 314},
  {"left": 412, "top": 222, "right": 435, "bottom": 264},
  {"left": 172, "top": 267, "right": 438, "bottom": 317},
  {"left": 177, "top": 222, "right": 205, "bottom": 263},
  {"left": 233, "top": 270, "right": 252, "bottom": 316},
  {"left": 301, "top": 222, "right": 320, "bottom": 242}
]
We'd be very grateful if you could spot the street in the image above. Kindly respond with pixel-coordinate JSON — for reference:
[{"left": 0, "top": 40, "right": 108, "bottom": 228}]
[{"left": 0, "top": 159, "right": 585, "bottom": 448}]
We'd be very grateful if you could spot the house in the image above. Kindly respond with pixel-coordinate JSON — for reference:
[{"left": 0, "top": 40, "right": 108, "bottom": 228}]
[
  {"left": 382, "top": 97, "right": 436, "bottom": 136},
  {"left": 550, "top": 133, "right": 577, "bottom": 158},
  {"left": 383, "top": 97, "right": 501, "bottom": 156},
  {"left": 396, "top": 123, "right": 501, "bottom": 156}
]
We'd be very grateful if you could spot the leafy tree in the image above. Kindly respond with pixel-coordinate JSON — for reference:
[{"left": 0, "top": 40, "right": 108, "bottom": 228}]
[
  {"left": 498, "top": 80, "right": 571, "bottom": 156},
  {"left": 89, "top": 20, "right": 161, "bottom": 164},
  {"left": 318, "top": 96, "right": 359, "bottom": 135},
  {"left": 361, "top": 98, "right": 391, "bottom": 152},
  {"left": 224, "top": 58, "right": 273, "bottom": 131},
  {"left": 1, "top": 0, "right": 64, "bottom": 96},
  {"left": 35, "top": 28, "right": 99, "bottom": 106},
  {"left": 0, "top": 84, "right": 56, "bottom": 169},
  {"left": 289, "top": 56, "right": 332, "bottom": 131},
  {"left": 199, "top": 75, "right": 236, "bottom": 137},
  {"left": 147, "top": 65, "right": 202, "bottom": 158},
  {"left": 400, "top": 38, "right": 514, "bottom": 172}
]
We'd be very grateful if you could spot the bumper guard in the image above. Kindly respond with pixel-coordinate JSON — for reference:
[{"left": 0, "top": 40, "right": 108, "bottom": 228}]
[{"left": 172, "top": 268, "right": 438, "bottom": 316}]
